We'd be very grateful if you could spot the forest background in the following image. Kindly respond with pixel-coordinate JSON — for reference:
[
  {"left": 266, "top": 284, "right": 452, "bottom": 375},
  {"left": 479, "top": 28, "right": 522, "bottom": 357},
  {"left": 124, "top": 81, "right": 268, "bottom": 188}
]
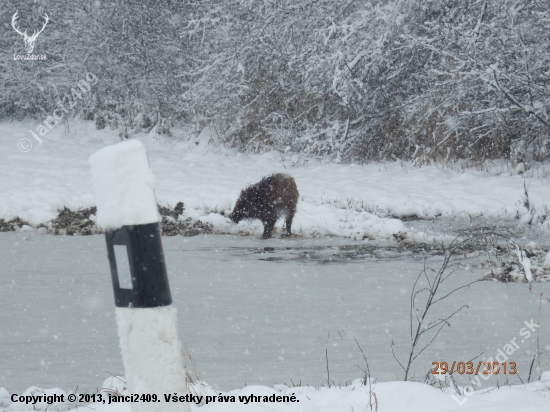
[{"left": 2, "top": 0, "right": 549, "bottom": 167}]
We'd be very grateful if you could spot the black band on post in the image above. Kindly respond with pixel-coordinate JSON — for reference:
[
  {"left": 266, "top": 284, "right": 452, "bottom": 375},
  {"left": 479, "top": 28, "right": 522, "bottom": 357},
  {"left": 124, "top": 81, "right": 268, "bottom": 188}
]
[{"left": 105, "top": 222, "right": 172, "bottom": 308}]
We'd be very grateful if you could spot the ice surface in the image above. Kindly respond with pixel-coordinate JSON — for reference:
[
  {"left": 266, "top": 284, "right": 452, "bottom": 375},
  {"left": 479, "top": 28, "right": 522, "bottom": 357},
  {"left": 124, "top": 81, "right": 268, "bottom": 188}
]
[{"left": 1, "top": 232, "right": 549, "bottom": 395}]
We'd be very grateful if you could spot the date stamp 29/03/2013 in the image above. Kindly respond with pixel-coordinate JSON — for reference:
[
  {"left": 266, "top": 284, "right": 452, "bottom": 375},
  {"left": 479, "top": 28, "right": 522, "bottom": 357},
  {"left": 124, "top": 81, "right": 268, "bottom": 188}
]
[{"left": 432, "top": 361, "right": 517, "bottom": 375}]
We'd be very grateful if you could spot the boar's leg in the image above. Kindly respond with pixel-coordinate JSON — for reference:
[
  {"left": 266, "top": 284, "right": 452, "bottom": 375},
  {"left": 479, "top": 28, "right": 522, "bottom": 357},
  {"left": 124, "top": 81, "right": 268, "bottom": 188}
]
[
  {"left": 261, "top": 218, "right": 276, "bottom": 239},
  {"left": 282, "top": 208, "right": 295, "bottom": 238}
]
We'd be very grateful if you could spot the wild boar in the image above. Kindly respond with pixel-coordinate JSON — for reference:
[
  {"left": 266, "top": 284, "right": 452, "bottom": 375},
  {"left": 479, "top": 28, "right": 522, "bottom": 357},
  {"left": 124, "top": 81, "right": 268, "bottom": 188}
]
[{"left": 229, "top": 173, "right": 298, "bottom": 239}]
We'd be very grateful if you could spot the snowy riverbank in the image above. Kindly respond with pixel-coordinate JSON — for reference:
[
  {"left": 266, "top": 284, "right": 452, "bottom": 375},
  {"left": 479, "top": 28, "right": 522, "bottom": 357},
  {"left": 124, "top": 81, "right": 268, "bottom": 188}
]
[{"left": 2, "top": 121, "right": 550, "bottom": 242}]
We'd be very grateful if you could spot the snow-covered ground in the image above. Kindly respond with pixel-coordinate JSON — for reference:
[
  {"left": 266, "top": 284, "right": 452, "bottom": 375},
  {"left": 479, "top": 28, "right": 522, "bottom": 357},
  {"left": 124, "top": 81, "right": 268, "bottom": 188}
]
[
  {"left": 2, "top": 121, "right": 550, "bottom": 242},
  {"left": 2, "top": 375, "right": 550, "bottom": 412}
]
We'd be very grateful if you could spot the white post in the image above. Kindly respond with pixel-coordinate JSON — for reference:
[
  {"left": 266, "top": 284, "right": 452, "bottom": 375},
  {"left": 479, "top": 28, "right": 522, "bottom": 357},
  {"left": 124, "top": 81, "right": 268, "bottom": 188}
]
[{"left": 90, "top": 140, "right": 191, "bottom": 412}]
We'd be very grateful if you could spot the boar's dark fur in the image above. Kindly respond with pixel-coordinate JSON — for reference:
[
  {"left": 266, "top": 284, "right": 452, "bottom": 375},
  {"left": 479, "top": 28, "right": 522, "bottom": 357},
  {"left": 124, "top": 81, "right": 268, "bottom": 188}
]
[{"left": 229, "top": 173, "right": 299, "bottom": 239}]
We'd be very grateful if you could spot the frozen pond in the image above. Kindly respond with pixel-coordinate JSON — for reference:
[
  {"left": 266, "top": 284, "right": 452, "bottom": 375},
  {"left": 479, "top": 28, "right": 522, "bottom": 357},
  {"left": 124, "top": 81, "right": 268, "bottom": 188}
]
[{"left": 0, "top": 231, "right": 549, "bottom": 393}]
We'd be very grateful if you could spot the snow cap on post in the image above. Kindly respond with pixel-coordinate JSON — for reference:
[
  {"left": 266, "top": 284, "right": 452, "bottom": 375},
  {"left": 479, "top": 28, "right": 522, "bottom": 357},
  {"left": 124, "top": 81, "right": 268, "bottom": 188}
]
[{"left": 89, "top": 139, "right": 160, "bottom": 231}]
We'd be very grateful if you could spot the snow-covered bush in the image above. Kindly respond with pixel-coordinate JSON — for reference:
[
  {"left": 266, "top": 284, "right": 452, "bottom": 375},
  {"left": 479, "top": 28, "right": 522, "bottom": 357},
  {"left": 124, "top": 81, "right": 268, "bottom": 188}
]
[{"left": 1, "top": 1, "right": 549, "bottom": 163}]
